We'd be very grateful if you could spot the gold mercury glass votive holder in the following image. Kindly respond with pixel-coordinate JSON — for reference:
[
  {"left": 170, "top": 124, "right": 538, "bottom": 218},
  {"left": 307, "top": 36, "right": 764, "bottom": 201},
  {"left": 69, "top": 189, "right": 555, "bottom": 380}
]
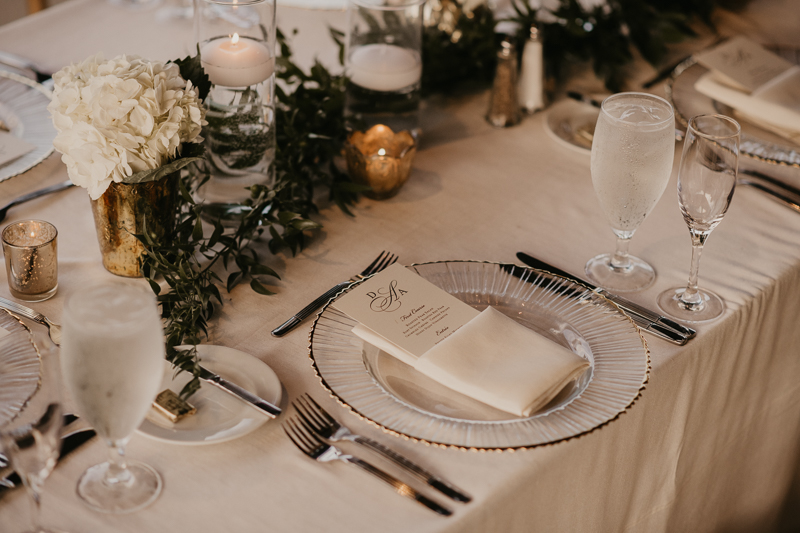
[
  {"left": 2, "top": 220, "right": 58, "bottom": 302},
  {"left": 344, "top": 125, "right": 417, "bottom": 200}
]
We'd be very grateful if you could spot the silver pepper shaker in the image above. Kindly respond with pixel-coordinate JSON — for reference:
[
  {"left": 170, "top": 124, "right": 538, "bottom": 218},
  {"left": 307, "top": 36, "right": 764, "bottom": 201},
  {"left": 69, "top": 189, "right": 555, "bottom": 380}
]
[
  {"left": 519, "top": 22, "right": 545, "bottom": 114},
  {"left": 486, "top": 36, "right": 521, "bottom": 128}
]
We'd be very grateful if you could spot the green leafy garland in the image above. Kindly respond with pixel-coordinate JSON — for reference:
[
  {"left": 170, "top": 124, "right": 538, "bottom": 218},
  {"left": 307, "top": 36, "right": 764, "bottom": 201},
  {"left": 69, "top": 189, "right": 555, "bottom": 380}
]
[
  {"left": 142, "top": 0, "right": 730, "bottom": 396},
  {"left": 141, "top": 30, "right": 356, "bottom": 396}
]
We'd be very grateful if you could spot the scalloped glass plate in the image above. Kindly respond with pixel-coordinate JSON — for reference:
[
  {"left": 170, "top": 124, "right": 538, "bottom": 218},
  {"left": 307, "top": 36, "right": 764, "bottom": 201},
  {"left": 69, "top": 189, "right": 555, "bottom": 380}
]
[
  {"left": 667, "top": 47, "right": 800, "bottom": 168},
  {"left": 0, "top": 309, "right": 41, "bottom": 427},
  {"left": 308, "top": 261, "right": 649, "bottom": 450},
  {"left": 0, "top": 70, "right": 55, "bottom": 183}
]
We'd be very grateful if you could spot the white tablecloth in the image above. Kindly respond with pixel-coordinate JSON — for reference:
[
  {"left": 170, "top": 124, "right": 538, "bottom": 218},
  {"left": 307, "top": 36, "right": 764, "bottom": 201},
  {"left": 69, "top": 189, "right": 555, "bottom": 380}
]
[{"left": 1, "top": 1, "right": 800, "bottom": 531}]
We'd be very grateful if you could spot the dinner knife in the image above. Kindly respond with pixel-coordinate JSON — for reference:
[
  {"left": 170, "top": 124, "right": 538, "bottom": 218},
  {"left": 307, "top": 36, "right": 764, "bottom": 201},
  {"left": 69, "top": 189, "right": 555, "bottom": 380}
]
[
  {"left": 193, "top": 364, "right": 282, "bottom": 418},
  {"left": 739, "top": 169, "right": 800, "bottom": 213},
  {"left": 515, "top": 252, "right": 697, "bottom": 345}
]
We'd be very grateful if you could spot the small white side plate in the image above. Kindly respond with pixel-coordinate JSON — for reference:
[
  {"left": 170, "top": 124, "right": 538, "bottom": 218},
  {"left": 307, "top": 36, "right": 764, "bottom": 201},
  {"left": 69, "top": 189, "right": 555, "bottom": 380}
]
[
  {"left": 137, "top": 345, "right": 282, "bottom": 446},
  {"left": 544, "top": 99, "right": 599, "bottom": 154}
]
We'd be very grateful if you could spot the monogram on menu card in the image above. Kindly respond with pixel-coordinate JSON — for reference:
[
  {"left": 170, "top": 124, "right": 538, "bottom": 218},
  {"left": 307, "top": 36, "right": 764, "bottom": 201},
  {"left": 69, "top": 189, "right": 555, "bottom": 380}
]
[
  {"left": 367, "top": 280, "right": 407, "bottom": 313},
  {"left": 334, "top": 263, "right": 480, "bottom": 358}
]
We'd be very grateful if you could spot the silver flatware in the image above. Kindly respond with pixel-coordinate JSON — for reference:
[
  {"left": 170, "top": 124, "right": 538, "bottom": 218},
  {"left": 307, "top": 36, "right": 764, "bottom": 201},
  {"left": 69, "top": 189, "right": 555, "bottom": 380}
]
[
  {"left": 271, "top": 251, "right": 398, "bottom": 337},
  {"left": 0, "top": 297, "right": 61, "bottom": 346},
  {"left": 738, "top": 169, "right": 800, "bottom": 213},
  {"left": 0, "top": 180, "right": 74, "bottom": 223},
  {"left": 294, "top": 394, "right": 471, "bottom": 503},
  {"left": 191, "top": 362, "right": 281, "bottom": 418},
  {"left": 515, "top": 253, "right": 696, "bottom": 345},
  {"left": 284, "top": 416, "right": 452, "bottom": 516}
]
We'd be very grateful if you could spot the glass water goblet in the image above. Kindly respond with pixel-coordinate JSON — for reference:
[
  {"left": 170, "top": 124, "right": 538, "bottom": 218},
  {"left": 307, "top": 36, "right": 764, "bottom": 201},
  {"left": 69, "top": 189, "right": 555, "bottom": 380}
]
[
  {"left": 0, "top": 335, "right": 65, "bottom": 533},
  {"left": 585, "top": 92, "right": 676, "bottom": 292},
  {"left": 61, "top": 283, "right": 165, "bottom": 514},
  {"left": 657, "top": 114, "right": 740, "bottom": 322}
]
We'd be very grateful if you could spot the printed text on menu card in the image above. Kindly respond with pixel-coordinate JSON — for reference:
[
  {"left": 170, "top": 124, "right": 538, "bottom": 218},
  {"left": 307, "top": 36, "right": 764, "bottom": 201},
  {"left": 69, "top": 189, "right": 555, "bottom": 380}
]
[{"left": 333, "top": 263, "right": 480, "bottom": 358}]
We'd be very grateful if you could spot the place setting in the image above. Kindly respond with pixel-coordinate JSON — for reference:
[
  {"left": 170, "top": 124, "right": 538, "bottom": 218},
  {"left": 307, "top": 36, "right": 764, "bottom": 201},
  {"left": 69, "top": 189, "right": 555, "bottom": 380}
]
[{"left": 1, "top": 0, "right": 800, "bottom": 529}]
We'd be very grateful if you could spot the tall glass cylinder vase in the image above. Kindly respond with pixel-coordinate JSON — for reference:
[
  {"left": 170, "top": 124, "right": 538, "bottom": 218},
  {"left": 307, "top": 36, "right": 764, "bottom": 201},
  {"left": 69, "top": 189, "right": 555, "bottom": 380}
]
[
  {"left": 195, "top": 0, "right": 276, "bottom": 213},
  {"left": 345, "top": 0, "right": 424, "bottom": 138}
]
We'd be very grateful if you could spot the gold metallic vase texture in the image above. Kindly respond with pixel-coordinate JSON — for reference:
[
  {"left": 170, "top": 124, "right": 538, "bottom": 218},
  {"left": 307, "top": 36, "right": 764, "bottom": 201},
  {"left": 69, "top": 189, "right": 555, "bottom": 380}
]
[{"left": 90, "top": 174, "right": 179, "bottom": 278}]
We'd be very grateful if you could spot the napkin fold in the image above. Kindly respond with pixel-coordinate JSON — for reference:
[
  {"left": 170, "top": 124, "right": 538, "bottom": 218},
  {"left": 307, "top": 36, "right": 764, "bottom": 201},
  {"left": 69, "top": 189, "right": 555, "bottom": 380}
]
[
  {"left": 353, "top": 307, "right": 590, "bottom": 417},
  {"left": 695, "top": 69, "right": 800, "bottom": 145}
]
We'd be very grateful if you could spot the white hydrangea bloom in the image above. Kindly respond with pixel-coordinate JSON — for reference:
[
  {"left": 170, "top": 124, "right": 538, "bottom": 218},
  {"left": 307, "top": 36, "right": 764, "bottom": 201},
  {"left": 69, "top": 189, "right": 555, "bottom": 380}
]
[{"left": 48, "top": 54, "right": 206, "bottom": 200}]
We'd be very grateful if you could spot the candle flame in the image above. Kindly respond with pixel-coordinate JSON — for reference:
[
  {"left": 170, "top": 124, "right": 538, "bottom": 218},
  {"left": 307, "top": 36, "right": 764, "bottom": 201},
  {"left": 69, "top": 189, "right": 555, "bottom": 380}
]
[
  {"left": 30, "top": 231, "right": 35, "bottom": 238},
  {"left": 378, "top": 148, "right": 386, "bottom": 156},
  {"left": 231, "top": 33, "right": 240, "bottom": 45}
]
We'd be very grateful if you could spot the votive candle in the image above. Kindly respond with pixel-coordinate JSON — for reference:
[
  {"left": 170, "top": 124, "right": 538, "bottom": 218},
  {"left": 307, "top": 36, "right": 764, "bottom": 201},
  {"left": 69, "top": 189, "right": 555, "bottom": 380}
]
[{"left": 2, "top": 220, "right": 58, "bottom": 302}]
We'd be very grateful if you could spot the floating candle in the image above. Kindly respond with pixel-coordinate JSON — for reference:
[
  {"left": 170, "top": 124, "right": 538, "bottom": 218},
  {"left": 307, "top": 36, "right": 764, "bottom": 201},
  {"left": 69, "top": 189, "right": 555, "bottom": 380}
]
[
  {"left": 200, "top": 33, "right": 275, "bottom": 87},
  {"left": 348, "top": 43, "right": 422, "bottom": 92}
]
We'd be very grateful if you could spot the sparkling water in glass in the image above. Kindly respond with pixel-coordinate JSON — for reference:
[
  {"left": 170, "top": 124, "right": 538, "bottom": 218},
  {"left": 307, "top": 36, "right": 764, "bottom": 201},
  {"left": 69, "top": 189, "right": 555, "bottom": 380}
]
[{"left": 61, "top": 283, "right": 165, "bottom": 514}]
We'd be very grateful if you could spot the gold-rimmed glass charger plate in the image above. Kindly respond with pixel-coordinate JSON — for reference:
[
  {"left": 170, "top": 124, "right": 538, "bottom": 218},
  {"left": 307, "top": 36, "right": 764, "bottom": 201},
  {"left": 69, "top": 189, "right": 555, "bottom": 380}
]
[
  {"left": 0, "top": 309, "right": 41, "bottom": 426},
  {"left": 0, "top": 70, "right": 55, "bottom": 183},
  {"left": 667, "top": 47, "right": 800, "bottom": 168},
  {"left": 308, "top": 261, "right": 650, "bottom": 450}
]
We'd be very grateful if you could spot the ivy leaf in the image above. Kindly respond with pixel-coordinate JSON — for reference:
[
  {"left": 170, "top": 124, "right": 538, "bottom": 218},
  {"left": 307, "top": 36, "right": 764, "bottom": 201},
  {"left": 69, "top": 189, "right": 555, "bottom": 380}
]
[{"left": 250, "top": 279, "right": 275, "bottom": 295}]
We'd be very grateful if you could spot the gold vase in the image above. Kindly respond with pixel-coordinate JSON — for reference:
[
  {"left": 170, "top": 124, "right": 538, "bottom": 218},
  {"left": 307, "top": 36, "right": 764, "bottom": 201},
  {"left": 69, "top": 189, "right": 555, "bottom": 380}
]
[{"left": 90, "top": 173, "right": 179, "bottom": 277}]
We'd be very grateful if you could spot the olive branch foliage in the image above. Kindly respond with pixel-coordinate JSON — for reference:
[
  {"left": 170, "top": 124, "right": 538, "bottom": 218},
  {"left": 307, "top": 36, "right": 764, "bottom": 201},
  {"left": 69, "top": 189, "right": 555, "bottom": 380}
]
[{"left": 140, "top": 0, "right": 728, "bottom": 397}]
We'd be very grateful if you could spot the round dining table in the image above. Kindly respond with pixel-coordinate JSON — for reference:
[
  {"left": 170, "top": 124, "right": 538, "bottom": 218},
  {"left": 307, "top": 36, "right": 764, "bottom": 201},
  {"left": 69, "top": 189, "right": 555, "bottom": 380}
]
[{"left": 1, "top": 0, "right": 800, "bottom": 531}]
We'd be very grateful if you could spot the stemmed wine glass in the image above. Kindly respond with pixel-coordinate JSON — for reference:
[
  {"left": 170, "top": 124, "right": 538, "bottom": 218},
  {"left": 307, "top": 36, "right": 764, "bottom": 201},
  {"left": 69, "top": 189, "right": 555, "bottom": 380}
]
[
  {"left": 60, "top": 283, "right": 165, "bottom": 514},
  {"left": 657, "top": 114, "right": 740, "bottom": 322},
  {"left": 586, "top": 92, "right": 676, "bottom": 292},
  {"left": 0, "top": 334, "right": 65, "bottom": 533}
]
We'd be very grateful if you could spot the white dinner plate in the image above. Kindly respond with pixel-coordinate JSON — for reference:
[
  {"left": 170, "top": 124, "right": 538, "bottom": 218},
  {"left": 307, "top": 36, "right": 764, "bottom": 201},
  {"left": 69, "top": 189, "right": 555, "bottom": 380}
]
[
  {"left": 137, "top": 345, "right": 282, "bottom": 445},
  {"left": 0, "top": 70, "right": 55, "bottom": 183},
  {"left": 544, "top": 99, "right": 598, "bottom": 154},
  {"left": 309, "top": 261, "right": 650, "bottom": 450}
]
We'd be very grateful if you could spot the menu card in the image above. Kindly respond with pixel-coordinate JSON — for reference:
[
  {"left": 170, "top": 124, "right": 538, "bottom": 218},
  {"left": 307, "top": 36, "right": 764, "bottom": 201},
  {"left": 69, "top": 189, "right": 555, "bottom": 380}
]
[
  {"left": 0, "top": 131, "right": 35, "bottom": 168},
  {"left": 333, "top": 263, "right": 480, "bottom": 360},
  {"left": 334, "top": 263, "right": 591, "bottom": 417},
  {"left": 695, "top": 36, "right": 794, "bottom": 93}
]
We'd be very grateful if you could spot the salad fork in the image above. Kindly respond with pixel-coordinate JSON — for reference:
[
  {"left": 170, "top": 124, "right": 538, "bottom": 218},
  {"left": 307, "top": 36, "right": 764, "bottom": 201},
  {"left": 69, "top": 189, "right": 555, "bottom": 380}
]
[
  {"left": 283, "top": 417, "right": 452, "bottom": 516},
  {"left": 294, "top": 394, "right": 471, "bottom": 503},
  {"left": 271, "top": 251, "right": 398, "bottom": 337},
  {"left": 0, "top": 297, "right": 61, "bottom": 346}
]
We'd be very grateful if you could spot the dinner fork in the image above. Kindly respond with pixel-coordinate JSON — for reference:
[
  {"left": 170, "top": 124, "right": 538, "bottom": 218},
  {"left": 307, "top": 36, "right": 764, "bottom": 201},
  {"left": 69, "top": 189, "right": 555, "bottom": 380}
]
[
  {"left": 271, "top": 251, "right": 398, "bottom": 337},
  {"left": 0, "top": 297, "right": 61, "bottom": 346},
  {"left": 294, "top": 394, "right": 472, "bottom": 503},
  {"left": 283, "top": 417, "right": 452, "bottom": 516}
]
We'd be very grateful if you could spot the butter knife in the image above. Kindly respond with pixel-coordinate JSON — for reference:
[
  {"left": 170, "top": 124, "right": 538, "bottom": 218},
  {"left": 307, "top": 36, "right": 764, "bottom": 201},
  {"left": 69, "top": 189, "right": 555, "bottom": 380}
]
[
  {"left": 192, "top": 363, "right": 282, "bottom": 418},
  {"left": 516, "top": 252, "right": 696, "bottom": 345}
]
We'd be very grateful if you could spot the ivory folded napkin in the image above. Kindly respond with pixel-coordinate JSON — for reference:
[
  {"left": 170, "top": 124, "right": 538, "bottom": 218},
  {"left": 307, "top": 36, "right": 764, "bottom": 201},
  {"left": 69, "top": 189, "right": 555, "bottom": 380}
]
[
  {"left": 353, "top": 307, "right": 590, "bottom": 417},
  {"left": 695, "top": 69, "right": 800, "bottom": 145}
]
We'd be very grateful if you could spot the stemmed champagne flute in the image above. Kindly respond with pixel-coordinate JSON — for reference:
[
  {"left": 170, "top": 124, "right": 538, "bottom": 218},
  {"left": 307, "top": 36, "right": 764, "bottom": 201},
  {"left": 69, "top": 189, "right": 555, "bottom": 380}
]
[
  {"left": 61, "top": 283, "right": 165, "bottom": 514},
  {"left": 586, "top": 92, "right": 676, "bottom": 292},
  {"left": 657, "top": 114, "right": 740, "bottom": 322},
  {"left": 0, "top": 335, "right": 65, "bottom": 533}
]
